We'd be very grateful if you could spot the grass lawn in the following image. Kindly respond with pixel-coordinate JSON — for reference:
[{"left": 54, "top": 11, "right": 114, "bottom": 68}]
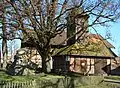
[
  {"left": 0, "top": 71, "right": 120, "bottom": 88},
  {"left": 0, "top": 71, "right": 64, "bottom": 82},
  {"left": 78, "top": 83, "right": 120, "bottom": 88},
  {"left": 105, "top": 76, "right": 120, "bottom": 80}
]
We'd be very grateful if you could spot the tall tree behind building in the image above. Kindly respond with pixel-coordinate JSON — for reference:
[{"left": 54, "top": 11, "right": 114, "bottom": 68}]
[{"left": 2, "top": 0, "right": 120, "bottom": 73}]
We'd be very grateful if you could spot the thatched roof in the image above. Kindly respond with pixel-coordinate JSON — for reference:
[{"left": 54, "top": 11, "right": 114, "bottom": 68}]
[
  {"left": 89, "top": 34, "right": 115, "bottom": 48},
  {"left": 53, "top": 34, "right": 116, "bottom": 58}
]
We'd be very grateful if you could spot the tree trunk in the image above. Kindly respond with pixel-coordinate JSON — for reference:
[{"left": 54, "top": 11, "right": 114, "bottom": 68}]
[
  {"left": 2, "top": 4, "right": 8, "bottom": 69},
  {"left": 2, "top": 38, "right": 8, "bottom": 69},
  {"left": 0, "top": 49, "right": 1, "bottom": 68},
  {"left": 41, "top": 54, "right": 52, "bottom": 73},
  {"left": 35, "top": 42, "right": 52, "bottom": 73}
]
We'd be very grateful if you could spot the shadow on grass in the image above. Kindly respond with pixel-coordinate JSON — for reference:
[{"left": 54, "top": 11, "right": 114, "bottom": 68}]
[{"left": 36, "top": 76, "right": 76, "bottom": 88}]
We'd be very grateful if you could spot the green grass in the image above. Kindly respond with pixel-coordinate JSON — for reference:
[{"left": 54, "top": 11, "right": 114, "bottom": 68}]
[
  {"left": 0, "top": 71, "right": 64, "bottom": 82},
  {"left": 105, "top": 76, "right": 120, "bottom": 80},
  {"left": 0, "top": 71, "right": 13, "bottom": 81},
  {"left": 0, "top": 71, "right": 120, "bottom": 88},
  {"left": 78, "top": 84, "right": 119, "bottom": 88}
]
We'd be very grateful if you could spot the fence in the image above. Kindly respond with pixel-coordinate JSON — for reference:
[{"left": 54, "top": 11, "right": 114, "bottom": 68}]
[{"left": 0, "top": 80, "right": 35, "bottom": 88}]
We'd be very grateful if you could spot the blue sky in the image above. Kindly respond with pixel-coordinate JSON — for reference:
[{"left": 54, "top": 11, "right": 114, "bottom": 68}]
[{"left": 90, "top": 22, "right": 120, "bottom": 56}]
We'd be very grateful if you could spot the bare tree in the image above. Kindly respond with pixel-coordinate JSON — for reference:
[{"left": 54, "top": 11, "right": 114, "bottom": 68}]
[
  {"left": 0, "top": 0, "right": 8, "bottom": 69},
  {"left": 1, "top": 0, "right": 120, "bottom": 73},
  {"left": 0, "top": 0, "right": 20, "bottom": 69}
]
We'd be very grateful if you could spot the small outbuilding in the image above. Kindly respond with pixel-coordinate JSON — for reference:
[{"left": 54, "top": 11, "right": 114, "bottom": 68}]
[{"left": 52, "top": 34, "right": 117, "bottom": 75}]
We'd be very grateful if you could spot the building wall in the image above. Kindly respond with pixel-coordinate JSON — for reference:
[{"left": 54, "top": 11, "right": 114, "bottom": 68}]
[
  {"left": 111, "top": 58, "right": 120, "bottom": 75},
  {"left": 94, "top": 59, "right": 109, "bottom": 75},
  {"left": 86, "top": 58, "right": 95, "bottom": 74},
  {"left": 69, "top": 56, "right": 111, "bottom": 75},
  {"left": 53, "top": 56, "right": 112, "bottom": 75},
  {"left": 69, "top": 57, "right": 94, "bottom": 74},
  {"left": 53, "top": 56, "right": 69, "bottom": 73}
]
